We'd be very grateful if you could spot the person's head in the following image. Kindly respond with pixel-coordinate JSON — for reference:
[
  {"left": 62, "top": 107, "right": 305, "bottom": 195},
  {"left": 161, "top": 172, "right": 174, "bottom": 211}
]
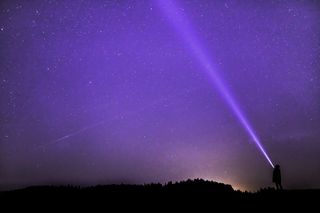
[{"left": 275, "top": 164, "right": 280, "bottom": 169}]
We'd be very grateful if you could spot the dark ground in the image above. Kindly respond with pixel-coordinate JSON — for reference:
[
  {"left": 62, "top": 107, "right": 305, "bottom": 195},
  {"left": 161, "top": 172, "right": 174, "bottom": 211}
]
[{"left": 1, "top": 179, "right": 319, "bottom": 210}]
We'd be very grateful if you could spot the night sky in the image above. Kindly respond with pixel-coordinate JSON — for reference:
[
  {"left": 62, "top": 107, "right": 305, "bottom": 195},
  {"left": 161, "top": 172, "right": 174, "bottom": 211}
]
[{"left": 1, "top": 0, "right": 320, "bottom": 191}]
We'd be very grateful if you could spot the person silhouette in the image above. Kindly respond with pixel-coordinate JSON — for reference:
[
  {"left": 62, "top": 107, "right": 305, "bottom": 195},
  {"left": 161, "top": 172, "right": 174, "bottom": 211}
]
[{"left": 273, "top": 164, "right": 283, "bottom": 190}]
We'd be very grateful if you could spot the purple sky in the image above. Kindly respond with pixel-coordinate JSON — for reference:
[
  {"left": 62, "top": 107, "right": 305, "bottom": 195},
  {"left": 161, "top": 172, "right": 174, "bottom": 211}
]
[{"left": 0, "top": 0, "right": 319, "bottom": 191}]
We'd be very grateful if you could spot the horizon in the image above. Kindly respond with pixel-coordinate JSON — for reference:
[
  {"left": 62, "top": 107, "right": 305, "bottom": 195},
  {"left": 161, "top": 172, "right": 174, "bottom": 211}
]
[{"left": 1, "top": 177, "right": 320, "bottom": 193}]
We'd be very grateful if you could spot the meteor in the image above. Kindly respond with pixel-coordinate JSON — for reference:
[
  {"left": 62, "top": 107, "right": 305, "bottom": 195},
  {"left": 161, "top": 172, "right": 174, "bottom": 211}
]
[
  {"left": 155, "top": 0, "right": 274, "bottom": 168},
  {"left": 37, "top": 87, "right": 202, "bottom": 149},
  {"left": 53, "top": 121, "right": 105, "bottom": 143},
  {"left": 34, "top": 120, "right": 106, "bottom": 150}
]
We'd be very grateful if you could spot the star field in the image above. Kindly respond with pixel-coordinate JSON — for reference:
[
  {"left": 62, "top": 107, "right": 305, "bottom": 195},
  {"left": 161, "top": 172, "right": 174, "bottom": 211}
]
[{"left": 0, "top": 0, "right": 319, "bottom": 191}]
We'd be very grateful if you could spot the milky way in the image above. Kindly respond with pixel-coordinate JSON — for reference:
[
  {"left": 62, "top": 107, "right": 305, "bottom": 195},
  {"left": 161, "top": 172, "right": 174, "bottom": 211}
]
[{"left": 0, "top": 0, "right": 320, "bottom": 191}]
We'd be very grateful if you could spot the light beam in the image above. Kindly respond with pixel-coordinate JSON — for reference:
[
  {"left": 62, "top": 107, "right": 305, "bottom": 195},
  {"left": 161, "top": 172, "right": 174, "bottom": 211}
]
[{"left": 155, "top": 0, "right": 274, "bottom": 168}]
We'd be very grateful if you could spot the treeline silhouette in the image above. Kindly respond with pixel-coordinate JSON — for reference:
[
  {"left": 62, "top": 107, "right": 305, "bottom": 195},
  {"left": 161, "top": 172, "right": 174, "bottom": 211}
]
[{"left": 1, "top": 179, "right": 319, "bottom": 210}]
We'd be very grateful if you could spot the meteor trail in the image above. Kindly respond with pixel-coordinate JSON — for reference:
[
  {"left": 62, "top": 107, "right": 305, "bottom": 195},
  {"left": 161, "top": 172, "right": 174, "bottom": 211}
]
[
  {"left": 155, "top": 0, "right": 274, "bottom": 168},
  {"left": 34, "top": 121, "right": 106, "bottom": 150},
  {"left": 35, "top": 86, "right": 202, "bottom": 150},
  {"left": 53, "top": 121, "right": 105, "bottom": 143}
]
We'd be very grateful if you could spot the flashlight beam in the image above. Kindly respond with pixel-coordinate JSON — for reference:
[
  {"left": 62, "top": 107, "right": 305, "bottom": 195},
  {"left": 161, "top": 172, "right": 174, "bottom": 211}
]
[{"left": 156, "top": 0, "right": 274, "bottom": 168}]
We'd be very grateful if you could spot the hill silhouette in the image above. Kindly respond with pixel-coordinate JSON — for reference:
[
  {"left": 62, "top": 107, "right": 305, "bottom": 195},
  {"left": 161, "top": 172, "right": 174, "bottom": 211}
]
[{"left": 1, "top": 179, "right": 319, "bottom": 210}]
